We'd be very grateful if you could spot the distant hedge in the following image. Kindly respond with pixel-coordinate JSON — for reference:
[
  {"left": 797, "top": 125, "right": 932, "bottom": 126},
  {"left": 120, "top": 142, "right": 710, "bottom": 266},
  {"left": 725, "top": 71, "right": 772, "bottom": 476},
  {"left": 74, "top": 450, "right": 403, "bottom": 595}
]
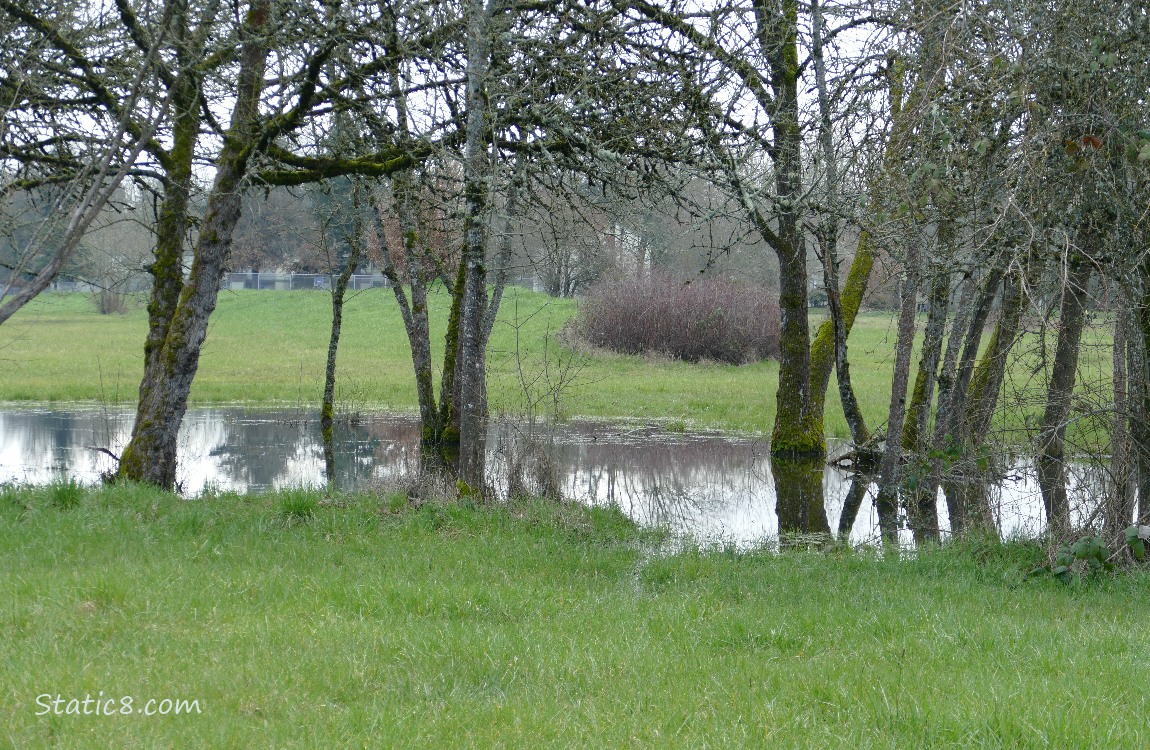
[{"left": 576, "top": 273, "right": 780, "bottom": 364}]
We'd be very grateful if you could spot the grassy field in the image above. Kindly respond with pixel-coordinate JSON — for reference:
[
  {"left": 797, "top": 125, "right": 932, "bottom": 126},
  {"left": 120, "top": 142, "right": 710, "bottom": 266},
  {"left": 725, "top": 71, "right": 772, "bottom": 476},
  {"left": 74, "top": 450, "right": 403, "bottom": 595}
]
[
  {"left": 0, "top": 288, "right": 1118, "bottom": 442},
  {"left": 2, "top": 483, "right": 1147, "bottom": 749},
  {"left": 0, "top": 288, "right": 913, "bottom": 437}
]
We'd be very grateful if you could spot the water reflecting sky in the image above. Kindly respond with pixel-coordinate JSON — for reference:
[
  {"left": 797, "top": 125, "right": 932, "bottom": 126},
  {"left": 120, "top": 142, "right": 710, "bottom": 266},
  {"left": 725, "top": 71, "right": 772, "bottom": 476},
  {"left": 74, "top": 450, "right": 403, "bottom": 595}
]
[{"left": 0, "top": 406, "right": 1099, "bottom": 548}]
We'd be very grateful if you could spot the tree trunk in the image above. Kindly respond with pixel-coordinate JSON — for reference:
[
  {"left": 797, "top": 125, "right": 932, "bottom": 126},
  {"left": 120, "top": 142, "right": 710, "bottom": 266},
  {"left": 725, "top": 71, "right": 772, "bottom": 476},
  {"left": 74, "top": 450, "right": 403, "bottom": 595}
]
[
  {"left": 873, "top": 242, "right": 920, "bottom": 540},
  {"left": 931, "top": 272, "right": 976, "bottom": 446},
  {"left": 811, "top": 0, "right": 869, "bottom": 451},
  {"left": 947, "top": 270, "right": 1029, "bottom": 535},
  {"left": 901, "top": 267, "right": 949, "bottom": 540},
  {"left": 810, "top": 235, "right": 875, "bottom": 438},
  {"left": 1037, "top": 254, "right": 1093, "bottom": 539},
  {"left": 939, "top": 257, "right": 1007, "bottom": 446},
  {"left": 117, "top": 0, "right": 271, "bottom": 489},
  {"left": 395, "top": 174, "right": 444, "bottom": 447},
  {"left": 1129, "top": 300, "right": 1150, "bottom": 524},
  {"left": 903, "top": 270, "right": 950, "bottom": 451},
  {"left": 758, "top": 0, "right": 821, "bottom": 458},
  {"left": 455, "top": 0, "right": 495, "bottom": 491},
  {"left": 963, "top": 262, "right": 1030, "bottom": 447},
  {"left": 1105, "top": 301, "right": 1136, "bottom": 545},
  {"left": 320, "top": 185, "right": 365, "bottom": 482},
  {"left": 923, "top": 266, "right": 998, "bottom": 534},
  {"left": 438, "top": 259, "right": 466, "bottom": 452}
]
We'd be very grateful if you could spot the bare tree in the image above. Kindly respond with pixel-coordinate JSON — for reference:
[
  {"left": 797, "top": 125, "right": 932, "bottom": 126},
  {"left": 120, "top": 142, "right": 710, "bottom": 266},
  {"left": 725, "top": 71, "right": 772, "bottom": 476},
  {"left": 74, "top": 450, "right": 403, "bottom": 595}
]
[{"left": 1, "top": 0, "right": 169, "bottom": 323}]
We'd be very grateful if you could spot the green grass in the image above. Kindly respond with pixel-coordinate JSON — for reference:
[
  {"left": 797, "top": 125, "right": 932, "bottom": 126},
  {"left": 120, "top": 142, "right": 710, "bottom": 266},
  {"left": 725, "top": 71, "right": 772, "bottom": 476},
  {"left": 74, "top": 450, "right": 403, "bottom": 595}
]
[
  {"left": 0, "top": 289, "right": 1119, "bottom": 442},
  {"left": 0, "top": 288, "right": 792, "bottom": 431},
  {"left": 1, "top": 483, "right": 1147, "bottom": 748}
]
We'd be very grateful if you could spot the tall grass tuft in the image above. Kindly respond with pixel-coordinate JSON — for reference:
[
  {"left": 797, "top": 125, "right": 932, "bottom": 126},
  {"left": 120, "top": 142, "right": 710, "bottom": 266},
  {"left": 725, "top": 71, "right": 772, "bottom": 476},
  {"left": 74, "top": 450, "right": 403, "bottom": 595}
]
[
  {"left": 278, "top": 491, "right": 318, "bottom": 522},
  {"left": 577, "top": 272, "right": 780, "bottom": 364},
  {"left": 49, "top": 478, "right": 85, "bottom": 509}
]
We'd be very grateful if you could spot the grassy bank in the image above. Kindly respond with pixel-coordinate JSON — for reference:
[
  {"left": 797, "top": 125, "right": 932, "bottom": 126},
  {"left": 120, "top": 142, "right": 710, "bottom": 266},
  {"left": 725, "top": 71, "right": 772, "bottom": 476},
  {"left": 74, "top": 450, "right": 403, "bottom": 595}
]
[
  {"left": 1, "top": 484, "right": 1147, "bottom": 748},
  {"left": 0, "top": 289, "right": 1117, "bottom": 442}
]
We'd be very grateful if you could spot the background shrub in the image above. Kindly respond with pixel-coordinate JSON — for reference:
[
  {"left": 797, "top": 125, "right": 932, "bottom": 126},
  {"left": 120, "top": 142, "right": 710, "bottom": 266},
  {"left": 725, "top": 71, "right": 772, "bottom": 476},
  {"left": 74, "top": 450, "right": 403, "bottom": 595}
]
[
  {"left": 576, "top": 273, "right": 780, "bottom": 364},
  {"left": 92, "top": 289, "right": 131, "bottom": 315}
]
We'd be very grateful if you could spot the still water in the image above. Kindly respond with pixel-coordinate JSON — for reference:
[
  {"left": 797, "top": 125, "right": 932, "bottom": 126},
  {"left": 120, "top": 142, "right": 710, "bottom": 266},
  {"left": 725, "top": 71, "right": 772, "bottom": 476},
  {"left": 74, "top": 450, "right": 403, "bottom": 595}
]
[{"left": 0, "top": 406, "right": 1096, "bottom": 548}]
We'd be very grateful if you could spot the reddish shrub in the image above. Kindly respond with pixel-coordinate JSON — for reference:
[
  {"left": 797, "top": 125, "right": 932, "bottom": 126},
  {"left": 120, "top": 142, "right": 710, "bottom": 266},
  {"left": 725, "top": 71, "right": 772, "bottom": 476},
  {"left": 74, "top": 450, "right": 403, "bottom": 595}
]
[{"left": 577, "top": 273, "right": 780, "bottom": 364}]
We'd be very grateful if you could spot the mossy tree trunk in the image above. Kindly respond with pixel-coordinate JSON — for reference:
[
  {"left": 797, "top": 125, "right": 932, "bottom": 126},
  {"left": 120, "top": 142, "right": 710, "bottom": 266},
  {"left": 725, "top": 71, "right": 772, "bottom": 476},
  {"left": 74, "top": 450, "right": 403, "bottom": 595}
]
[
  {"left": 438, "top": 259, "right": 466, "bottom": 454},
  {"left": 963, "top": 266, "right": 1028, "bottom": 446},
  {"left": 926, "top": 261, "right": 1003, "bottom": 533},
  {"left": 127, "top": 5, "right": 204, "bottom": 480},
  {"left": 930, "top": 273, "right": 977, "bottom": 449},
  {"left": 901, "top": 266, "right": 950, "bottom": 541},
  {"left": 893, "top": 261, "right": 945, "bottom": 539},
  {"left": 116, "top": 0, "right": 272, "bottom": 489},
  {"left": 946, "top": 267, "right": 1029, "bottom": 536},
  {"left": 902, "top": 269, "right": 950, "bottom": 452},
  {"left": 756, "top": 0, "right": 823, "bottom": 458},
  {"left": 940, "top": 258, "right": 1006, "bottom": 442}
]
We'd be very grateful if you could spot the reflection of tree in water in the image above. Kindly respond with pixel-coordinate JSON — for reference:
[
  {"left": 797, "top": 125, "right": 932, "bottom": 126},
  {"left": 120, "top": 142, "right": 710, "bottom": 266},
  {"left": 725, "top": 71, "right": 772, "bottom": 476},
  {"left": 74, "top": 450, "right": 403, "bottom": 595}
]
[
  {"left": 321, "top": 421, "right": 396, "bottom": 488},
  {"left": 0, "top": 410, "right": 131, "bottom": 482},
  {"left": 356, "top": 417, "right": 422, "bottom": 484},
  {"left": 938, "top": 458, "right": 1109, "bottom": 541},
  {"left": 1, "top": 408, "right": 1114, "bottom": 545},
  {"left": 550, "top": 430, "right": 772, "bottom": 532},
  {"left": 770, "top": 455, "right": 830, "bottom": 544},
  {"left": 193, "top": 411, "right": 309, "bottom": 490},
  {"left": 195, "top": 409, "right": 391, "bottom": 491},
  {"left": 837, "top": 473, "right": 868, "bottom": 539}
]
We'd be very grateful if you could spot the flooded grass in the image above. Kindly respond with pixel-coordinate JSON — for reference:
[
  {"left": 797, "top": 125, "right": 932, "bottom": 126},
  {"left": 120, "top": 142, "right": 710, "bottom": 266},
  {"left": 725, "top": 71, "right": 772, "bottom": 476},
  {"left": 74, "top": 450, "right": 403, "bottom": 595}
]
[{"left": 2, "top": 484, "right": 1147, "bottom": 748}]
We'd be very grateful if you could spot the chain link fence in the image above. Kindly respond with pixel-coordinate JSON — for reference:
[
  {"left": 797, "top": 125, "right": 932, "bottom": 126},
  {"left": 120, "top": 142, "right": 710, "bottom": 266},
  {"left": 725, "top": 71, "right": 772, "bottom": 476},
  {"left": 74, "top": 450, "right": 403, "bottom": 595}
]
[{"left": 223, "top": 272, "right": 388, "bottom": 291}]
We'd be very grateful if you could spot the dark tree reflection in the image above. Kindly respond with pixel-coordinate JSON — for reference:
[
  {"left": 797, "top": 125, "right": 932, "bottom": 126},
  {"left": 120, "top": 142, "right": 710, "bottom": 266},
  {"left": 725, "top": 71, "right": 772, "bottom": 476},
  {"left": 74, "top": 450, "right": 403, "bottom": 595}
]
[{"left": 771, "top": 454, "right": 831, "bottom": 545}]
